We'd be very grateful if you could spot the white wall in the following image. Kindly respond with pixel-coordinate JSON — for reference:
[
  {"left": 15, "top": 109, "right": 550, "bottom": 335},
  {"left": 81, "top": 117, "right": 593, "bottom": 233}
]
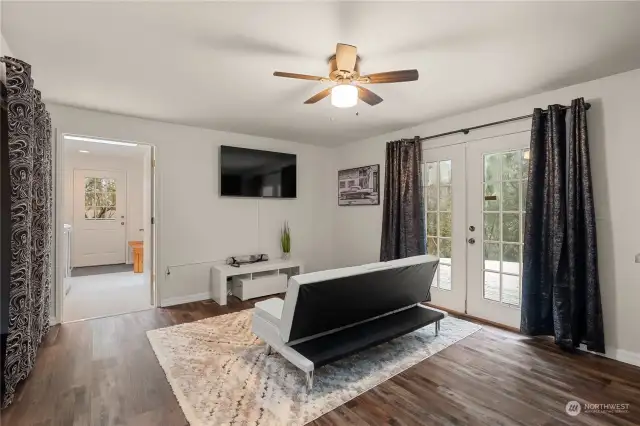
[
  {"left": 332, "top": 68, "right": 640, "bottom": 366},
  {"left": 1, "top": 1, "right": 14, "bottom": 82},
  {"left": 63, "top": 151, "right": 146, "bottom": 264},
  {"left": 0, "top": 35, "right": 9, "bottom": 58},
  {"left": 50, "top": 104, "right": 335, "bottom": 308}
]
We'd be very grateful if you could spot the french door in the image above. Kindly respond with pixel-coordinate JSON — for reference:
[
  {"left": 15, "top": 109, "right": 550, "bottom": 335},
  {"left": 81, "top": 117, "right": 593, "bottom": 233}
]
[
  {"left": 423, "top": 145, "right": 466, "bottom": 313},
  {"left": 466, "top": 132, "right": 529, "bottom": 328},
  {"left": 423, "top": 131, "right": 530, "bottom": 328}
]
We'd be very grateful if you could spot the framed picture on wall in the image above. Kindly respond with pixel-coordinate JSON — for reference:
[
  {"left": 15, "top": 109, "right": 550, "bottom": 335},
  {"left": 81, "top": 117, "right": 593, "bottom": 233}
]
[{"left": 338, "top": 164, "right": 380, "bottom": 206}]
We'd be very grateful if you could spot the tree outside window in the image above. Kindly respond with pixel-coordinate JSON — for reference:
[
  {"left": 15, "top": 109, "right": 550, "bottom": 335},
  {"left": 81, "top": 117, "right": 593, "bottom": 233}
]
[{"left": 84, "top": 177, "right": 116, "bottom": 220}]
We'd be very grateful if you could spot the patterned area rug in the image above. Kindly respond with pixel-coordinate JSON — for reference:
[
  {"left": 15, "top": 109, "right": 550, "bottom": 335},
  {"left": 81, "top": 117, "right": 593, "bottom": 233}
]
[{"left": 147, "top": 309, "right": 481, "bottom": 425}]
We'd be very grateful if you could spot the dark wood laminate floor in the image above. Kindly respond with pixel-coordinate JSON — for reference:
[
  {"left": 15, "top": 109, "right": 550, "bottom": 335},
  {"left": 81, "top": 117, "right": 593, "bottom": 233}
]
[{"left": 3, "top": 297, "right": 640, "bottom": 426}]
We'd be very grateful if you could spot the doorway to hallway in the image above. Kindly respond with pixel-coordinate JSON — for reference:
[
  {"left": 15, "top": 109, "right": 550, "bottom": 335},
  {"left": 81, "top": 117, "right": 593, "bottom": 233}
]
[{"left": 59, "top": 134, "right": 156, "bottom": 322}]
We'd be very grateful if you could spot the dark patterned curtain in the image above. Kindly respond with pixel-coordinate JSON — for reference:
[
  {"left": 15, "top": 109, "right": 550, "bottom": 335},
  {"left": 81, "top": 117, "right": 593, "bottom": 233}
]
[
  {"left": 521, "top": 98, "right": 605, "bottom": 353},
  {"left": 566, "top": 98, "right": 605, "bottom": 353},
  {"left": 521, "top": 106, "right": 566, "bottom": 338},
  {"left": 1, "top": 64, "right": 10, "bottom": 412},
  {"left": 1, "top": 57, "right": 53, "bottom": 408},
  {"left": 380, "top": 138, "right": 426, "bottom": 261}
]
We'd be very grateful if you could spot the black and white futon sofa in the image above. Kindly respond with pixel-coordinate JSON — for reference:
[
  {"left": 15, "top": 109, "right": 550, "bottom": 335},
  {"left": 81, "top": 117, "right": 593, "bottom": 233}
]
[{"left": 251, "top": 254, "right": 446, "bottom": 391}]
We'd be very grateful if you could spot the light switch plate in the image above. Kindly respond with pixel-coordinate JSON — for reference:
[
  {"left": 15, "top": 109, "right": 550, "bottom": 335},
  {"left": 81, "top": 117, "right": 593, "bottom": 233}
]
[{"left": 635, "top": 254, "right": 640, "bottom": 263}]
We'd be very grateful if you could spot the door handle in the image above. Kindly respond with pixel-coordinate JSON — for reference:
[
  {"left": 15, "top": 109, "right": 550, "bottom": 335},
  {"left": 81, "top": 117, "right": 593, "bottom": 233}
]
[
  {"left": 468, "top": 238, "right": 476, "bottom": 244},
  {"left": 121, "top": 222, "right": 125, "bottom": 225}
]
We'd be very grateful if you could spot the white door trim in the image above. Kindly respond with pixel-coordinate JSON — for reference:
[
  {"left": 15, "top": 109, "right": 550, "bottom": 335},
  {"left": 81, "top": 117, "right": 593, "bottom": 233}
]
[{"left": 53, "top": 132, "right": 159, "bottom": 324}]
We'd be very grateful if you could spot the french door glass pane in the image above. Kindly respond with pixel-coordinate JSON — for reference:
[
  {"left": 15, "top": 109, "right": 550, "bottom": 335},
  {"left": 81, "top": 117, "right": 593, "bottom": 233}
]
[
  {"left": 427, "top": 237, "right": 438, "bottom": 256},
  {"left": 484, "top": 213, "right": 500, "bottom": 241},
  {"left": 439, "top": 160, "right": 452, "bottom": 185},
  {"left": 484, "top": 154, "right": 501, "bottom": 181},
  {"left": 424, "top": 158, "right": 454, "bottom": 291},
  {"left": 522, "top": 150, "right": 530, "bottom": 178},
  {"left": 484, "top": 271, "right": 500, "bottom": 301},
  {"left": 502, "top": 213, "right": 520, "bottom": 242},
  {"left": 439, "top": 238, "right": 452, "bottom": 260},
  {"left": 439, "top": 185, "right": 452, "bottom": 211},
  {"left": 482, "top": 149, "right": 527, "bottom": 307},
  {"left": 502, "top": 181, "right": 520, "bottom": 211},
  {"left": 426, "top": 162, "right": 438, "bottom": 185},
  {"left": 439, "top": 264, "right": 452, "bottom": 290},
  {"left": 484, "top": 183, "right": 499, "bottom": 211},
  {"left": 427, "top": 186, "right": 438, "bottom": 210},
  {"left": 501, "top": 151, "right": 521, "bottom": 180},
  {"left": 502, "top": 274, "right": 520, "bottom": 305},
  {"left": 439, "top": 213, "right": 452, "bottom": 237},
  {"left": 484, "top": 242, "right": 500, "bottom": 271},
  {"left": 427, "top": 213, "right": 438, "bottom": 236},
  {"left": 502, "top": 244, "right": 520, "bottom": 274}
]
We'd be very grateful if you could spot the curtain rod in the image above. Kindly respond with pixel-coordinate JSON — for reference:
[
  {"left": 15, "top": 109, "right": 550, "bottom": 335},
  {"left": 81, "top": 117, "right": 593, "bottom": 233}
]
[{"left": 415, "top": 102, "right": 591, "bottom": 142}]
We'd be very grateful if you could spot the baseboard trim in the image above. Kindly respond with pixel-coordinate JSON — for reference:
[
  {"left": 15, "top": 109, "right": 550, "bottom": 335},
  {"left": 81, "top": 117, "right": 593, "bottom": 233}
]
[
  {"left": 595, "top": 346, "right": 640, "bottom": 368},
  {"left": 160, "top": 292, "right": 211, "bottom": 307},
  {"left": 578, "top": 344, "right": 640, "bottom": 368},
  {"left": 49, "top": 316, "right": 59, "bottom": 326},
  {"left": 426, "top": 303, "right": 640, "bottom": 368}
]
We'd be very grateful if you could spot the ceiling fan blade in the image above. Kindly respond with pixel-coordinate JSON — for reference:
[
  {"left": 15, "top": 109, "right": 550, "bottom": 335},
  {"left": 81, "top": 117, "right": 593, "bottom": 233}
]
[
  {"left": 304, "top": 88, "right": 332, "bottom": 104},
  {"left": 273, "top": 71, "right": 324, "bottom": 81},
  {"left": 357, "top": 86, "right": 383, "bottom": 106},
  {"left": 336, "top": 43, "right": 357, "bottom": 72},
  {"left": 361, "top": 69, "right": 419, "bottom": 84}
]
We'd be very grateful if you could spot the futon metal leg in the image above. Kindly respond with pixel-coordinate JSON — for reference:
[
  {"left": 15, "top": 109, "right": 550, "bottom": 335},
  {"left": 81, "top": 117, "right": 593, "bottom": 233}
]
[
  {"left": 435, "top": 320, "right": 440, "bottom": 336},
  {"left": 264, "top": 344, "right": 272, "bottom": 356},
  {"left": 305, "top": 370, "right": 314, "bottom": 393}
]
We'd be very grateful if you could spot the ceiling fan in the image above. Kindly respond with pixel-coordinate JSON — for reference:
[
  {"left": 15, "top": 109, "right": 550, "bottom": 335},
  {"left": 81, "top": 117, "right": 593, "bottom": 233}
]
[{"left": 273, "top": 43, "right": 419, "bottom": 108}]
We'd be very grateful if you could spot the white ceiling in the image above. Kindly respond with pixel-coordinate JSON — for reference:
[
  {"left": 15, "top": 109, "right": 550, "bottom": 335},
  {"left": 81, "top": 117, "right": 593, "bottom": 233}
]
[{"left": 4, "top": 1, "right": 640, "bottom": 146}]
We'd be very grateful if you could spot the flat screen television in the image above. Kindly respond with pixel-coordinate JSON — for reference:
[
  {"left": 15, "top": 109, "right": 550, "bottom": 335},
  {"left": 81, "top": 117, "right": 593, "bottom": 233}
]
[{"left": 220, "top": 145, "right": 297, "bottom": 198}]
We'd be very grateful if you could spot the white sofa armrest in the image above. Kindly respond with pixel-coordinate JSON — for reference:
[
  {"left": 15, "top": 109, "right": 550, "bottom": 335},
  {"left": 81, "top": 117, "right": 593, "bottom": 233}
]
[{"left": 254, "top": 297, "right": 284, "bottom": 324}]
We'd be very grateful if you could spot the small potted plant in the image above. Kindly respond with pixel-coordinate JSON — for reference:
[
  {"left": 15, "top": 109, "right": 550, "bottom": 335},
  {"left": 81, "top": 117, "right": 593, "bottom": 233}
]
[{"left": 281, "top": 221, "right": 291, "bottom": 260}]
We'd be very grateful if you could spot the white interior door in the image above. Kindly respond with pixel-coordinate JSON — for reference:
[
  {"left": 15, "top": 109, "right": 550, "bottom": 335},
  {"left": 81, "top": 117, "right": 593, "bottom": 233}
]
[
  {"left": 466, "top": 132, "right": 530, "bottom": 328},
  {"left": 423, "top": 144, "right": 466, "bottom": 313},
  {"left": 73, "top": 169, "right": 127, "bottom": 267}
]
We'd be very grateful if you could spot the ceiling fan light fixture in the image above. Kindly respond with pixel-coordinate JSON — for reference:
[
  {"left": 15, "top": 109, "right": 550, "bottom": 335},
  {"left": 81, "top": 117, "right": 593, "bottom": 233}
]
[{"left": 331, "top": 84, "right": 358, "bottom": 108}]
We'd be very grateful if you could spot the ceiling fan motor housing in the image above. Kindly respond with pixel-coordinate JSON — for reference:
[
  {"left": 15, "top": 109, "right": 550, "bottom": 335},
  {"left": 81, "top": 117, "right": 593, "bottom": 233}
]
[{"left": 328, "top": 55, "right": 361, "bottom": 82}]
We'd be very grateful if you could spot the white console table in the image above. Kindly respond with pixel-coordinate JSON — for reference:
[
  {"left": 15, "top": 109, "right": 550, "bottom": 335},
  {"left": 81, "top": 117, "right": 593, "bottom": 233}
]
[{"left": 211, "top": 259, "right": 304, "bottom": 306}]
